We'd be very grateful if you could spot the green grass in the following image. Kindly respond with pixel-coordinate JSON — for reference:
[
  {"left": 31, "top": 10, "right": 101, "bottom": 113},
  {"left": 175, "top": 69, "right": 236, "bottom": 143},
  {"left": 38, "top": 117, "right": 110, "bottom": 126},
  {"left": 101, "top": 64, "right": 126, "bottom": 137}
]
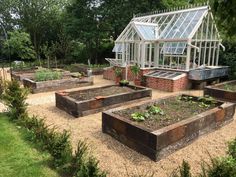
[{"left": 0, "top": 114, "right": 59, "bottom": 177}]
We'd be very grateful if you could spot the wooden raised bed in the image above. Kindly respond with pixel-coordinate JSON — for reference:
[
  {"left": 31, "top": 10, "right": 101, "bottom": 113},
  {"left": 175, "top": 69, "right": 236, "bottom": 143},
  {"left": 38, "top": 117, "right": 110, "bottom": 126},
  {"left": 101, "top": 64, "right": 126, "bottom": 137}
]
[
  {"left": 23, "top": 76, "right": 93, "bottom": 93},
  {"left": 70, "top": 64, "right": 105, "bottom": 75},
  {"left": 11, "top": 69, "right": 37, "bottom": 81},
  {"left": 204, "top": 80, "right": 236, "bottom": 102},
  {"left": 55, "top": 85, "right": 152, "bottom": 117},
  {"left": 102, "top": 94, "right": 235, "bottom": 161},
  {"left": 11, "top": 69, "right": 71, "bottom": 81}
]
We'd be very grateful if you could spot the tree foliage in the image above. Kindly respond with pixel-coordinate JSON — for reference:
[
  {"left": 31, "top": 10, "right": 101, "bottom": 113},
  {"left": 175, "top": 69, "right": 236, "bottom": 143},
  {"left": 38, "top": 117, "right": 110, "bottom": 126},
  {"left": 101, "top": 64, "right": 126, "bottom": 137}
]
[
  {"left": 211, "top": 0, "right": 236, "bottom": 39},
  {"left": 3, "top": 30, "right": 36, "bottom": 60}
]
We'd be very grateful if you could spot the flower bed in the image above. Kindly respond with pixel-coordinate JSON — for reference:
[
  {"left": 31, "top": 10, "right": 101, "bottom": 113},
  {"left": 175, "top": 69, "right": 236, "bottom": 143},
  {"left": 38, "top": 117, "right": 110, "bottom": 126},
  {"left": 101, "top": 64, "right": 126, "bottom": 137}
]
[
  {"left": 204, "top": 80, "right": 236, "bottom": 102},
  {"left": 102, "top": 94, "right": 235, "bottom": 161},
  {"left": 55, "top": 85, "right": 152, "bottom": 117},
  {"left": 23, "top": 76, "right": 93, "bottom": 93}
]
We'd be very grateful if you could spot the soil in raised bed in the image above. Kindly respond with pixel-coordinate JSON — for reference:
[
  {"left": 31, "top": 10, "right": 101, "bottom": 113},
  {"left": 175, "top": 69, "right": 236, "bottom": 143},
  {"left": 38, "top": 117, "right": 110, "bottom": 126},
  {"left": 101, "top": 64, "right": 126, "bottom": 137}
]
[
  {"left": 114, "top": 96, "right": 218, "bottom": 131},
  {"left": 217, "top": 83, "right": 236, "bottom": 92},
  {"left": 69, "top": 86, "right": 134, "bottom": 101}
]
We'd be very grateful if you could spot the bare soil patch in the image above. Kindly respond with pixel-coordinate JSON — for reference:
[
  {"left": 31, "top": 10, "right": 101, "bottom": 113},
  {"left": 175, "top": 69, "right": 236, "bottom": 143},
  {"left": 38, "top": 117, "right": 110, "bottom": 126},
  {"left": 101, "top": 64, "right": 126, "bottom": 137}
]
[
  {"left": 69, "top": 86, "right": 134, "bottom": 101},
  {"left": 115, "top": 96, "right": 217, "bottom": 131}
]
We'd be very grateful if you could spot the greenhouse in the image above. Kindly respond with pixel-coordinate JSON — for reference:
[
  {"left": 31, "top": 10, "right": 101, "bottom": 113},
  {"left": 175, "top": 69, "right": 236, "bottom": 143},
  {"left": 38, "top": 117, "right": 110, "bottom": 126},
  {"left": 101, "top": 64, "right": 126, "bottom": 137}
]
[{"left": 110, "top": 5, "right": 224, "bottom": 71}]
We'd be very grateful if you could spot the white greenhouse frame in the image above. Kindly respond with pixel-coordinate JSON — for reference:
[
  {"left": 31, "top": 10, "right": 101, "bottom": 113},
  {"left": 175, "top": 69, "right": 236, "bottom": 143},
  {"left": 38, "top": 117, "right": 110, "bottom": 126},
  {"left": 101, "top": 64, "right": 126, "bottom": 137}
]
[{"left": 109, "top": 5, "right": 224, "bottom": 71}]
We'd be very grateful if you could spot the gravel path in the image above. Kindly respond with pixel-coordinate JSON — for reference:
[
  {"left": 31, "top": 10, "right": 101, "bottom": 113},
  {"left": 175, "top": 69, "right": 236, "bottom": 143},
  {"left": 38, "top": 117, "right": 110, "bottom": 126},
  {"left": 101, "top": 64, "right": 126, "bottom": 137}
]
[{"left": 12, "top": 75, "right": 236, "bottom": 176}]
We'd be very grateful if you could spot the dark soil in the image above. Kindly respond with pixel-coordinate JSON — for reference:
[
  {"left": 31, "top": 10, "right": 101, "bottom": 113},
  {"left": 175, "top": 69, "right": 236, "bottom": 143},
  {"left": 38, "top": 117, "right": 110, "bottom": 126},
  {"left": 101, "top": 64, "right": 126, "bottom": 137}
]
[
  {"left": 69, "top": 86, "right": 134, "bottom": 101},
  {"left": 114, "top": 96, "right": 217, "bottom": 131}
]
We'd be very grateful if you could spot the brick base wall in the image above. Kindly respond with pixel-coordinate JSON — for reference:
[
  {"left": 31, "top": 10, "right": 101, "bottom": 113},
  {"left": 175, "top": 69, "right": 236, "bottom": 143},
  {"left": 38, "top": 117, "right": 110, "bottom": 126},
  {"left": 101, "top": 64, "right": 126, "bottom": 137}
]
[
  {"left": 103, "top": 66, "right": 153, "bottom": 81},
  {"left": 103, "top": 66, "right": 189, "bottom": 92},
  {"left": 145, "top": 74, "right": 188, "bottom": 92}
]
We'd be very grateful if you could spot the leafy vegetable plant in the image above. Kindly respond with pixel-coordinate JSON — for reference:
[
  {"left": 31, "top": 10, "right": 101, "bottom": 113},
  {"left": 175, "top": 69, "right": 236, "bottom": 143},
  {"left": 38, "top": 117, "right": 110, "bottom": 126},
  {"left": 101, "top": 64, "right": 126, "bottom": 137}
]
[
  {"left": 147, "top": 105, "right": 164, "bottom": 115},
  {"left": 131, "top": 112, "right": 146, "bottom": 121}
]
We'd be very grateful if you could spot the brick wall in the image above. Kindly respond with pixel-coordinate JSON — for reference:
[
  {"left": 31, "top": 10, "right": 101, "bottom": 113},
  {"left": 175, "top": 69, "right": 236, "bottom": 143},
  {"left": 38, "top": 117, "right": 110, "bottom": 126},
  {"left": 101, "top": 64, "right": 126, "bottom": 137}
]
[
  {"left": 145, "top": 74, "right": 189, "bottom": 92},
  {"left": 103, "top": 66, "right": 152, "bottom": 81},
  {"left": 103, "top": 66, "right": 189, "bottom": 92}
]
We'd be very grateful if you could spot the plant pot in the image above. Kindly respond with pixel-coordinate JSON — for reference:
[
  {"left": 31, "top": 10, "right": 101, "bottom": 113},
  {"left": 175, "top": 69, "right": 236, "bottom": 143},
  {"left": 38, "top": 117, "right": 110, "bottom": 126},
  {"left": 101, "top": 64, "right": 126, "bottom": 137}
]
[
  {"left": 115, "top": 77, "right": 121, "bottom": 84},
  {"left": 134, "top": 78, "right": 141, "bottom": 86},
  {"left": 119, "top": 81, "right": 129, "bottom": 87}
]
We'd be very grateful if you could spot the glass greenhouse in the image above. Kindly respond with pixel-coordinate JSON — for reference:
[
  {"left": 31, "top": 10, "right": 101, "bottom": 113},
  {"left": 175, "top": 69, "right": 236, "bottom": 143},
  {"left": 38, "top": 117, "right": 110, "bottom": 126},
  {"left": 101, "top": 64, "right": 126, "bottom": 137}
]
[{"left": 110, "top": 5, "right": 224, "bottom": 71}]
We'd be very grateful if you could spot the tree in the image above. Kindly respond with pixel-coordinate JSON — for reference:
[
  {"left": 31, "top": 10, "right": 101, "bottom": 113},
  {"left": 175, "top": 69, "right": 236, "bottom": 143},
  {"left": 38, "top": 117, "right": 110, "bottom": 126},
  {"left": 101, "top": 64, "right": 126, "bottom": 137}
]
[
  {"left": 3, "top": 30, "right": 36, "bottom": 60},
  {"left": 211, "top": 0, "right": 236, "bottom": 39},
  {"left": 64, "top": 0, "right": 107, "bottom": 64},
  {"left": 13, "top": 0, "right": 67, "bottom": 58}
]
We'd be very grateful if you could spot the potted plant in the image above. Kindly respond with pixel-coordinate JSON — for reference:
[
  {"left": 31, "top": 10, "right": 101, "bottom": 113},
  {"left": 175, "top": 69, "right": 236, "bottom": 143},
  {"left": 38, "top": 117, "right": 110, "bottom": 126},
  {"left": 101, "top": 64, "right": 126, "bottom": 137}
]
[
  {"left": 131, "top": 65, "right": 141, "bottom": 86},
  {"left": 119, "top": 79, "right": 129, "bottom": 86},
  {"left": 114, "top": 68, "right": 122, "bottom": 84}
]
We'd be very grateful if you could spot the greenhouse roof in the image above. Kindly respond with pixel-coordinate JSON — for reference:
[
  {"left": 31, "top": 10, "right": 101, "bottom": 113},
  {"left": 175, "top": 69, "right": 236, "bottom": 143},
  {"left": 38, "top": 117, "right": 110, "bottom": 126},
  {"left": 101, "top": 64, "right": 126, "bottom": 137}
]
[{"left": 116, "top": 6, "right": 210, "bottom": 42}]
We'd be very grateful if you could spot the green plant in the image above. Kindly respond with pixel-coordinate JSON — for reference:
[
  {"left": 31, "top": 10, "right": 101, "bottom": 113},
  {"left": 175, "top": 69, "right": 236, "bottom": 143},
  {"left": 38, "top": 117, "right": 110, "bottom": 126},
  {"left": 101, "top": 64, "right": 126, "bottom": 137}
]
[
  {"left": 147, "top": 105, "right": 164, "bottom": 115},
  {"left": 71, "top": 141, "right": 89, "bottom": 175},
  {"left": 72, "top": 140, "right": 106, "bottom": 177},
  {"left": 171, "top": 160, "right": 192, "bottom": 177},
  {"left": 2, "top": 30, "right": 36, "bottom": 60},
  {"left": 119, "top": 79, "right": 129, "bottom": 86},
  {"left": 114, "top": 68, "right": 122, "bottom": 78},
  {"left": 131, "top": 65, "right": 140, "bottom": 78},
  {"left": 120, "top": 80, "right": 129, "bottom": 84},
  {"left": 35, "top": 69, "right": 62, "bottom": 82},
  {"left": 131, "top": 112, "right": 146, "bottom": 122},
  {"left": 0, "top": 78, "right": 5, "bottom": 98},
  {"left": 228, "top": 138, "right": 236, "bottom": 159},
  {"left": 76, "top": 156, "right": 106, "bottom": 177},
  {"left": 197, "top": 95, "right": 217, "bottom": 108},
  {"left": 20, "top": 115, "right": 73, "bottom": 168},
  {"left": 200, "top": 157, "right": 236, "bottom": 177},
  {"left": 2, "top": 80, "right": 28, "bottom": 120}
]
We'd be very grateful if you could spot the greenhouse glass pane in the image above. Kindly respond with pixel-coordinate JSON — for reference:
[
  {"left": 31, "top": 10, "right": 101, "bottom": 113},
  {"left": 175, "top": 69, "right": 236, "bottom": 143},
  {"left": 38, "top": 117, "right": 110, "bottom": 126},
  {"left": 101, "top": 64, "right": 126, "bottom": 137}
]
[
  {"left": 161, "top": 42, "right": 187, "bottom": 54},
  {"left": 135, "top": 24, "right": 157, "bottom": 40},
  {"left": 112, "top": 43, "right": 123, "bottom": 53},
  {"left": 159, "top": 8, "right": 207, "bottom": 39}
]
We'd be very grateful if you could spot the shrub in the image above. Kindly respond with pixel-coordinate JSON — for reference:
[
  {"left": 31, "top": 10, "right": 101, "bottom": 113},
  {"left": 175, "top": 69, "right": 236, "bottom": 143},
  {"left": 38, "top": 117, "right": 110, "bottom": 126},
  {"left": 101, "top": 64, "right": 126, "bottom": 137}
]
[
  {"left": 131, "top": 65, "right": 140, "bottom": 78},
  {"left": 49, "top": 130, "right": 73, "bottom": 168},
  {"left": 2, "top": 80, "right": 28, "bottom": 120},
  {"left": 200, "top": 157, "right": 236, "bottom": 177},
  {"left": 171, "top": 139, "right": 236, "bottom": 177},
  {"left": 2, "top": 30, "right": 36, "bottom": 60},
  {"left": 76, "top": 156, "right": 106, "bottom": 177},
  {"left": 114, "top": 68, "right": 122, "bottom": 78},
  {"left": 20, "top": 115, "right": 73, "bottom": 168},
  {"left": 0, "top": 78, "right": 5, "bottom": 98},
  {"left": 72, "top": 141, "right": 106, "bottom": 177},
  {"left": 228, "top": 138, "right": 236, "bottom": 159},
  {"left": 171, "top": 160, "right": 192, "bottom": 177},
  {"left": 35, "top": 69, "right": 62, "bottom": 82}
]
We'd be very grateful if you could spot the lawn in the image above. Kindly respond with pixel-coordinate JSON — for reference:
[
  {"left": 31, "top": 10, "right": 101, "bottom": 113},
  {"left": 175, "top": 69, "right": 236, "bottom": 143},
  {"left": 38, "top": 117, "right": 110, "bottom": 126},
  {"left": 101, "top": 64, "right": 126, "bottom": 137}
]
[{"left": 0, "top": 114, "right": 59, "bottom": 177}]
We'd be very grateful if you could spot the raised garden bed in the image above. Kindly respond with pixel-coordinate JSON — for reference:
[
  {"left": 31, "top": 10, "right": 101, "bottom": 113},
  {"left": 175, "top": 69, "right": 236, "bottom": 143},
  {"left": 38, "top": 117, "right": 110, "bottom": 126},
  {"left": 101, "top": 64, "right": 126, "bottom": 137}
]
[
  {"left": 70, "top": 64, "right": 107, "bottom": 75},
  {"left": 23, "top": 76, "right": 93, "bottom": 93},
  {"left": 102, "top": 94, "right": 235, "bottom": 161},
  {"left": 56, "top": 85, "right": 152, "bottom": 117},
  {"left": 204, "top": 80, "right": 236, "bottom": 102},
  {"left": 11, "top": 68, "right": 71, "bottom": 81}
]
